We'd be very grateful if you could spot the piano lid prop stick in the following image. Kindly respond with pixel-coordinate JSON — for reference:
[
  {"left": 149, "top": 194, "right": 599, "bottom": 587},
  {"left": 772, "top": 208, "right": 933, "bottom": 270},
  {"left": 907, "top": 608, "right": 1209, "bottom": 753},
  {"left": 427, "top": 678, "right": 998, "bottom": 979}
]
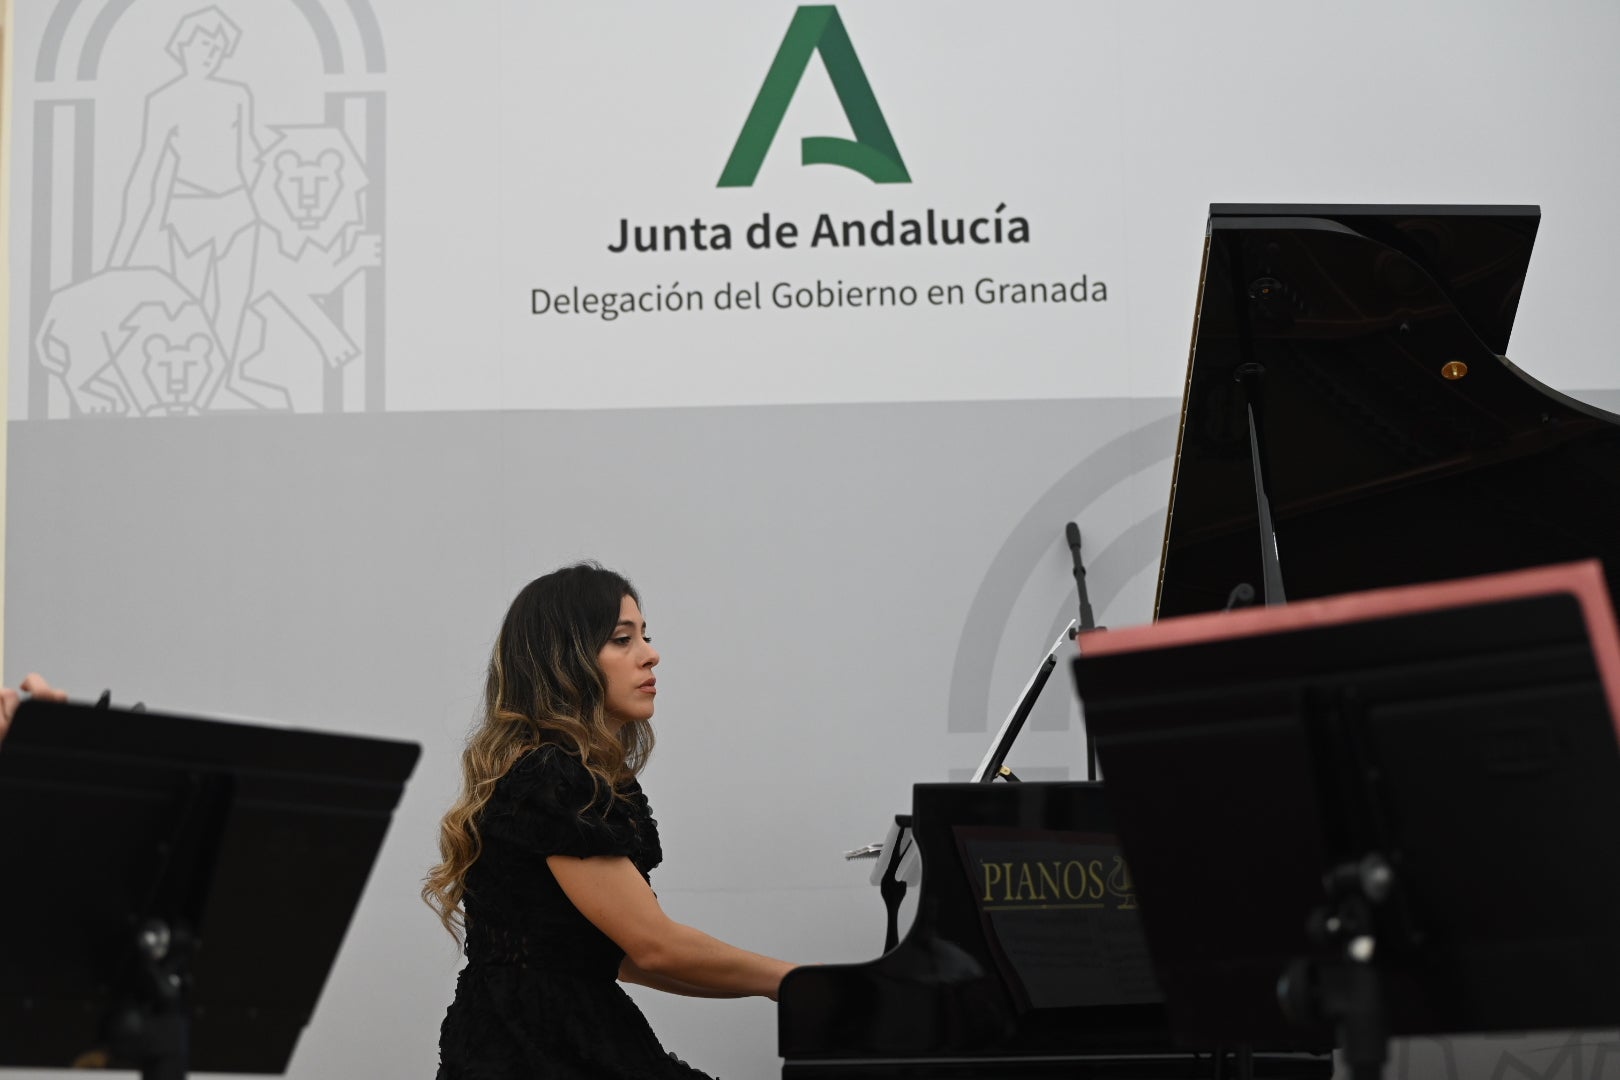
[{"left": 1236, "top": 363, "right": 1288, "bottom": 606}]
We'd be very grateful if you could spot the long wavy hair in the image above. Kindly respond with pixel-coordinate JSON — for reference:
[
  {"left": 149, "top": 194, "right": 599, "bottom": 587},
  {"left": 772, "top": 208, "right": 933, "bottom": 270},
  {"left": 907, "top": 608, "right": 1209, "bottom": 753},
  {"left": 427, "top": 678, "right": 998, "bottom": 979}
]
[{"left": 422, "top": 563, "right": 655, "bottom": 941}]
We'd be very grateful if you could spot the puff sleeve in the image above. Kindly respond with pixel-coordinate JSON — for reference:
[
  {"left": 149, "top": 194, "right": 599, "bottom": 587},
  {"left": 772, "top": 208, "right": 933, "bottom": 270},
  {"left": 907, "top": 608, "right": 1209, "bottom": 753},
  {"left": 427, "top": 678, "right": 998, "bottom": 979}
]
[{"left": 486, "top": 745, "right": 651, "bottom": 864}]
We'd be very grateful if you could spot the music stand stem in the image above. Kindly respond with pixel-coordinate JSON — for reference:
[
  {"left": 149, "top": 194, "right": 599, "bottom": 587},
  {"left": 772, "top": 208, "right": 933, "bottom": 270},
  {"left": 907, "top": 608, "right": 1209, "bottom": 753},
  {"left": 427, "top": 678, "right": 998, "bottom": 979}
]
[{"left": 111, "top": 771, "right": 236, "bottom": 1080}]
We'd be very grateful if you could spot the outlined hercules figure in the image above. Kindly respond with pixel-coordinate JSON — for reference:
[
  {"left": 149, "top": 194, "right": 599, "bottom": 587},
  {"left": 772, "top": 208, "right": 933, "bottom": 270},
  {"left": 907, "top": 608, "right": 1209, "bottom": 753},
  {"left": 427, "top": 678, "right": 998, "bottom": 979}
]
[{"left": 104, "top": 8, "right": 270, "bottom": 404}]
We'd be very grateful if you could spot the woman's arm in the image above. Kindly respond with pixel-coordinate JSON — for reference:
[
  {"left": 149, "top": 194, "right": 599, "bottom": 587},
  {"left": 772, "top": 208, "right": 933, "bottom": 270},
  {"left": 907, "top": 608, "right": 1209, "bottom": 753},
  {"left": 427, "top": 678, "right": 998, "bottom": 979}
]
[
  {"left": 548, "top": 854, "right": 793, "bottom": 1000},
  {"left": 617, "top": 957, "right": 746, "bottom": 999}
]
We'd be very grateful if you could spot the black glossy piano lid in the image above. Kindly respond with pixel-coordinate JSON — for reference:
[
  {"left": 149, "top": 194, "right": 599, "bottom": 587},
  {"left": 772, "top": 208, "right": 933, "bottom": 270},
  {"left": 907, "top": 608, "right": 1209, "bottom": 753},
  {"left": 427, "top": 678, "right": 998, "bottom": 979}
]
[{"left": 1157, "top": 203, "right": 1620, "bottom": 619}]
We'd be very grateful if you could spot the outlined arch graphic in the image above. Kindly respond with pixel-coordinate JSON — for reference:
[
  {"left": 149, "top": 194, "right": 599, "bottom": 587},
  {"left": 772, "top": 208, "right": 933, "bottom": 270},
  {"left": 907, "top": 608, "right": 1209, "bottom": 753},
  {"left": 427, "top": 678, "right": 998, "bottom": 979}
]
[
  {"left": 945, "top": 414, "right": 1179, "bottom": 740},
  {"left": 36, "top": 0, "right": 386, "bottom": 82},
  {"left": 28, "top": 0, "right": 389, "bottom": 419}
]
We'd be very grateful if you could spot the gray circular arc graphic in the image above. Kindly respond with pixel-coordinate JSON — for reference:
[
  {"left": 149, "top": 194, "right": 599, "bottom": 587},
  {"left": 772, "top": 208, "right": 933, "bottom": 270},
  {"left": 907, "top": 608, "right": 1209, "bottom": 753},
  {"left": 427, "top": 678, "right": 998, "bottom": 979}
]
[{"left": 946, "top": 413, "right": 1179, "bottom": 734}]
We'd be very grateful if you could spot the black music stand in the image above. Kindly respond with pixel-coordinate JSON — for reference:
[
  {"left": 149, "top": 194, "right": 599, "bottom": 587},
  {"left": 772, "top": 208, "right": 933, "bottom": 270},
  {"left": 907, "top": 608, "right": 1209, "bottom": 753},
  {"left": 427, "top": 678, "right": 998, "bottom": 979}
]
[
  {"left": 1072, "top": 562, "right": 1620, "bottom": 1080},
  {"left": 0, "top": 700, "right": 420, "bottom": 1078}
]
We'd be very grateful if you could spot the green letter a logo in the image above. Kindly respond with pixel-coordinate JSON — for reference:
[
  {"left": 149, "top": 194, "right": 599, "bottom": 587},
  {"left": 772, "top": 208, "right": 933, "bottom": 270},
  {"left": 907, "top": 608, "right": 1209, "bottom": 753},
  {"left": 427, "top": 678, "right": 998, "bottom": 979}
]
[{"left": 718, "top": 6, "right": 910, "bottom": 188}]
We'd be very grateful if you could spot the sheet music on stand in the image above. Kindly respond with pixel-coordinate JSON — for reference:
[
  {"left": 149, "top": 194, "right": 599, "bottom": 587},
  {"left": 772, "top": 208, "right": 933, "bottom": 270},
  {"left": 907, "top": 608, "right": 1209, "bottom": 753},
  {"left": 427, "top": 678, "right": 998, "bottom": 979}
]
[
  {"left": 971, "top": 619, "right": 1079, "bottom": 784},
  {"left": 843, "top": 516, "right": 1103, "bottom": 892},
  {"left": 843, "top": 620, "right": 1080, "bottom": 952}
]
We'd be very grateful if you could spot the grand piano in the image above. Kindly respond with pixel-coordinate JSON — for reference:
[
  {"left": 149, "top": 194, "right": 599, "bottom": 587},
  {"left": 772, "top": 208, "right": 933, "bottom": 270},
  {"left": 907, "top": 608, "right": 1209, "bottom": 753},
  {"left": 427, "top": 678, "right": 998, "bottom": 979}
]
[{"left": 777, "top": 205, "right": 1620, "bottom": 1077}]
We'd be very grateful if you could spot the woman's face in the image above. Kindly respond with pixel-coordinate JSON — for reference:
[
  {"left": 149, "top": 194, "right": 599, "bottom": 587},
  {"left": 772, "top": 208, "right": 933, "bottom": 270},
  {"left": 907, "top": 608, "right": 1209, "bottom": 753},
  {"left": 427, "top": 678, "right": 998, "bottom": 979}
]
[{"left": 598, "top": 594, "right": 659, "bottom": 730}]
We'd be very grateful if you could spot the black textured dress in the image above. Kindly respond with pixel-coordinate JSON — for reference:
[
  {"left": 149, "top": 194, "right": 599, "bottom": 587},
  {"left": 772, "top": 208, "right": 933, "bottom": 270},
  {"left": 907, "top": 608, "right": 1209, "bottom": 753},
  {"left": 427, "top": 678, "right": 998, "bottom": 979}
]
[{"left": 437, "top": 745, "right": 715, "bottom": 1079}]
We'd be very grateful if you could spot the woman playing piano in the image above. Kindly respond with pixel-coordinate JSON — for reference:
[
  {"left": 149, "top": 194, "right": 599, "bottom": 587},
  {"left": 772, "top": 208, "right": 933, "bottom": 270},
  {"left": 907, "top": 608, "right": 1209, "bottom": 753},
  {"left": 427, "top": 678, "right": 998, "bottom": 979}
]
[{"left": 426, "top": 563, "right": 793, "bottom": 1079}]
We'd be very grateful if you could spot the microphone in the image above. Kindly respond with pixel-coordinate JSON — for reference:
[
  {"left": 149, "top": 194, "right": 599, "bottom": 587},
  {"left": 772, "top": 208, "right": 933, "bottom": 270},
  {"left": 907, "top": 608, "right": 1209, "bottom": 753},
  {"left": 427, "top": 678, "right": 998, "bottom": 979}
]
[
  {"left": 1067, "top": 522, "right": 1102, "bottom": 782},
  {"left": 1065, "top": 522, "right": 1097, "bottom": 631}
]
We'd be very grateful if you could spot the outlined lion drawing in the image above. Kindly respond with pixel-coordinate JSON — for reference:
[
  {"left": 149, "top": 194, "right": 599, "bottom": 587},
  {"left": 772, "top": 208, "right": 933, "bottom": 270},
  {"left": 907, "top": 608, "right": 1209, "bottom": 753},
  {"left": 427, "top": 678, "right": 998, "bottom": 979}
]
[
  {"left": 244, "top": 125, "right": 382, "bottom": 372},
  {"left": 34, "top": 269, "right": 227, "bottom": 417}
]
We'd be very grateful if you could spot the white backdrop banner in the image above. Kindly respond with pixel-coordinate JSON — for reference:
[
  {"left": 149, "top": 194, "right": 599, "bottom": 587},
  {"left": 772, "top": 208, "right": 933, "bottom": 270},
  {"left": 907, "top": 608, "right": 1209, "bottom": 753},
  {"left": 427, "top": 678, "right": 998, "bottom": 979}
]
[{"left": 11, "top": 1, "right": 1620, "bottom": 419}]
